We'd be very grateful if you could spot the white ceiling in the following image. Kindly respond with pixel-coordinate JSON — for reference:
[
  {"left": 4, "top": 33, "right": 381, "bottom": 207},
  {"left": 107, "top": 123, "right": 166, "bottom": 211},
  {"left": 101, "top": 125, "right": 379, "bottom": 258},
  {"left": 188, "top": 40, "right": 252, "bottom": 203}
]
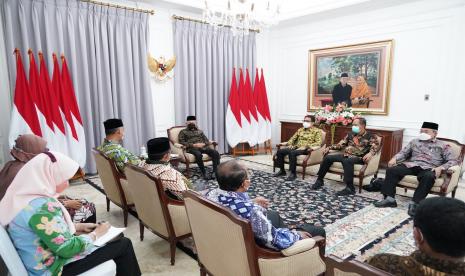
[{"left": 139, "top": 0, "right": 375, "bottom": 21}]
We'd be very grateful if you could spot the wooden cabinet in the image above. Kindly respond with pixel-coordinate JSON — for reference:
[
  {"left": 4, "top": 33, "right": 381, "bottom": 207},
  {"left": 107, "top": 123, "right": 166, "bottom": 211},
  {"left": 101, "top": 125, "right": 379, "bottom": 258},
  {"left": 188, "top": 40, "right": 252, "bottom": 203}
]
[{"left": 280, "top": 121, "right": 404, "bottom": 168}]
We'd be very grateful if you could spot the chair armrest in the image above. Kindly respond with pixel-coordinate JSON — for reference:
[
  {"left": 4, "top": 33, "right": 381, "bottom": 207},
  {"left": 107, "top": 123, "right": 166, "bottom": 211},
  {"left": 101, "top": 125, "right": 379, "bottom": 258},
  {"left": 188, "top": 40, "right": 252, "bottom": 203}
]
[
  {"left": 281, "top": 238, "right": 316, "bottom": 256},
  {"left": 209, "top": 141, "right": 218, "bottom": 146},
  {"left": 174, "top": 143, "right": 185, "bottom": 149},
  {"left": 303, "top": 145, "right": 326, "bottom": 165},
  {"left": 276, "top": 142, "right": 288, "bottom": 150},
  {"left": 440, "top": 165, "right": 461, "bottom": 193}
]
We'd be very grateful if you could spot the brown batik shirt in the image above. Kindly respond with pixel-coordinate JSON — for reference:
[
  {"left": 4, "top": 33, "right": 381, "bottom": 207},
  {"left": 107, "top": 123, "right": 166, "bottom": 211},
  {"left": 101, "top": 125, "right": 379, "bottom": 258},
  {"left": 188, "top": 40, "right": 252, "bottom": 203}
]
[
  {"left": 368, "top": 250, "right": 465, "bottom": 276},
  {"left": 330, "top": 130, "right": 380, "bottom": 157}
]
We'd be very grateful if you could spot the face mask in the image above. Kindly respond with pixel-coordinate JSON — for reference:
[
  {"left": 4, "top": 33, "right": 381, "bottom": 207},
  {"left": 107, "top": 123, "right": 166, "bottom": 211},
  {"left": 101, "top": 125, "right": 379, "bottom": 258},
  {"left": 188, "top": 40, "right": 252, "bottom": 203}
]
[
  {"left": 418, "top": 132, "right": 432, "bottom": 141},
  {"left": 352, "top": 125, "right": 360, "bottom": 134},
  {"left": 303, "top": 122, "right": 311, "bottom": 129}
]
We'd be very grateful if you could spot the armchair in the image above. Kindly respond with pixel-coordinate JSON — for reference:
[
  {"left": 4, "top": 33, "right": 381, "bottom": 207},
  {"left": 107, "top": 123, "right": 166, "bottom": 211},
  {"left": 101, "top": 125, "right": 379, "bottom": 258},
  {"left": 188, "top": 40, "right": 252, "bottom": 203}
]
[
  {"left": 272, "top": 130, "right": 327, "bottom": 179},
  {"left": 324, "top": 134, "right": 383, "bottom": 193},
  {"left": 397, "top": 138, "right": 465, "bottom": 198},
  {"left": 183, "top": 190, "right": 326, "bottom": 276},
  {"left": 167, "top": 126, "right": 218, "bottom": 176},
  {"left": 325, "top": 255, "right": 392, "bottom": 276}
]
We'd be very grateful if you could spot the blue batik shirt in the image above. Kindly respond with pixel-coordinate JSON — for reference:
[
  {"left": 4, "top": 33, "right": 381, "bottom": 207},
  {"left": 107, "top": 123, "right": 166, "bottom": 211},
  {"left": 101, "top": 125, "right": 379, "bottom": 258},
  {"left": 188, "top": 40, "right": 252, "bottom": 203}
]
[{"left": 205, "top": 188, "right": 300, "bottom": 250}]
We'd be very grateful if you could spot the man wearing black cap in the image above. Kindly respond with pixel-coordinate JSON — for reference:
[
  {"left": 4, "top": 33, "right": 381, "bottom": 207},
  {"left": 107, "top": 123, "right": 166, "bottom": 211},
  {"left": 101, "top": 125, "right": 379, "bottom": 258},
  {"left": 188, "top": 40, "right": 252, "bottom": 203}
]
[
  {"left": 374, "top": 122, "right": 459, "bottom": 216},
  {"left": 178, "top": 115, "right": 220, "bottom": 180},
  {"left": 97, "top": 118, "right": 141, "bottom": 173},
  {"left": 332, "top": 73, "right": 352, "bottom": 107},
  {"left": 143, "top": 137, "right": 191, "bottom": 200}
]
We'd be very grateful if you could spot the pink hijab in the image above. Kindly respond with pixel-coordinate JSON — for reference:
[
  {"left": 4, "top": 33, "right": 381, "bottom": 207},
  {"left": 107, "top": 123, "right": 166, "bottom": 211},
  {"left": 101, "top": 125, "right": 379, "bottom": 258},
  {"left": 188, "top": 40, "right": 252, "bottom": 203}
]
[{"left": 0, "top": 151, "right": 79, "bottom": 233}]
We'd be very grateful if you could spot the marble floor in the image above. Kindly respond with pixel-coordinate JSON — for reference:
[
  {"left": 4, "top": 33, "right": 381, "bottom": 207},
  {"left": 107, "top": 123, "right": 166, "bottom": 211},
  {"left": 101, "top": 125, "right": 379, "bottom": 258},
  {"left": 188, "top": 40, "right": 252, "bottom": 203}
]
[{"left": 67, "top": 154, "right": 465, "bottom": 275}]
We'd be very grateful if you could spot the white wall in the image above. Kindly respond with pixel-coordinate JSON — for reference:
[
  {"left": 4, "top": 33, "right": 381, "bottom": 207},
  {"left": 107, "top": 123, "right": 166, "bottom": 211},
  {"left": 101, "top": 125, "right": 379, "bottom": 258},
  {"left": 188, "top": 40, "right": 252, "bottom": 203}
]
[{"left": 262, "top": 0, "right": 465, "bottom": 148}]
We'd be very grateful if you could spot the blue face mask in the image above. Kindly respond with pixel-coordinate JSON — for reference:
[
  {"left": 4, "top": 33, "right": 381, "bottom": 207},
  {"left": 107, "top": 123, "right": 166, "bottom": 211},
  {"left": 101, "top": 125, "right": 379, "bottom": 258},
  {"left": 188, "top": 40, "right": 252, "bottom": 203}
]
[{"left": 352, "top": 125, "right": 360, "bottom": 134}]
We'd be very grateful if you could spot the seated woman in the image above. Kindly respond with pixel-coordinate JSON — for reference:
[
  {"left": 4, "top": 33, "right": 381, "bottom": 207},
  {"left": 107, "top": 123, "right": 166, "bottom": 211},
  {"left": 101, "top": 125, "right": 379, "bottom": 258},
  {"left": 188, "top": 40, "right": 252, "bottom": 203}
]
[
  {"left": 350, "top": 76, "right": 371, "bottom": 108},
  {"left": 205, "top": 159, "right": 326, "bottom": 250},
  {"left": 143, "top": 137, "right": 192, "bottom": 200},
  {"left": 0, "top": 134, "right": 97, "bottom": 223},
  {"left": 0, "top": 151, "right": 141, "bottom": 275}
]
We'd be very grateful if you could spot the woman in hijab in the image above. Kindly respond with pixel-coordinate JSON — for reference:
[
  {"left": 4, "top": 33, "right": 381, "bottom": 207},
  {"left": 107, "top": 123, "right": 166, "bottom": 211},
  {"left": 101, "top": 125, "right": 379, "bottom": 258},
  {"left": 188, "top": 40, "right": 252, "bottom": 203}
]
[
  {"left": 0, "top": 151, "right": 141, "bottom": 276},
  {"left": 0, "top": 134, "right": 47, "bottom": 199},
  {"left": 0, "top": 134, "right": 97, "bottom": 223}
]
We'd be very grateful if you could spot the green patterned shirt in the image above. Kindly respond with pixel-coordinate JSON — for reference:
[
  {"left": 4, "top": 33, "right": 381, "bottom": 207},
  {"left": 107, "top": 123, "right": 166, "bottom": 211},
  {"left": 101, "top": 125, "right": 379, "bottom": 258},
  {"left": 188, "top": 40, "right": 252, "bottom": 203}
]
[
  {"left": 97, "top": 139, "right": 141, "bottom": 172},
  {"left": 287, "top": 127, "right": 323, "bottom": 149}
]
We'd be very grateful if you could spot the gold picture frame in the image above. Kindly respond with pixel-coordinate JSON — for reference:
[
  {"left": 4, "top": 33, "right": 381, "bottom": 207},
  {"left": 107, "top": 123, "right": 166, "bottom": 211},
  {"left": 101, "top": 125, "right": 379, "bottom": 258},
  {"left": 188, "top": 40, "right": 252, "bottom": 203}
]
[{"left": 308, "top": 40, "right": 394, "bottom": 115}]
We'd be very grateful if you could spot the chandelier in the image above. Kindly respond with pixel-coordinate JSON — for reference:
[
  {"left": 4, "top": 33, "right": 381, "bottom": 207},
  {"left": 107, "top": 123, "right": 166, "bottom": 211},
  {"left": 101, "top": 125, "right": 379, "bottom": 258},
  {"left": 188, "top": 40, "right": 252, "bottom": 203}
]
[{"left": 202, "top": 0, "right": 281, "bottom": 36}]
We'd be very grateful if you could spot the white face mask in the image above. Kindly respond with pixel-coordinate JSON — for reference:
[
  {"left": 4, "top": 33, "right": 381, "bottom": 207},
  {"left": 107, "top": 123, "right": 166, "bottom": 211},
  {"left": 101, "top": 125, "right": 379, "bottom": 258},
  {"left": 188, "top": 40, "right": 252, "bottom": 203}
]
[
  {"left": 418, "top": 132, "right": 432, "bottom": 141},
  {"left": 303, "top": 122, "right": 311, "bottom": 128}
]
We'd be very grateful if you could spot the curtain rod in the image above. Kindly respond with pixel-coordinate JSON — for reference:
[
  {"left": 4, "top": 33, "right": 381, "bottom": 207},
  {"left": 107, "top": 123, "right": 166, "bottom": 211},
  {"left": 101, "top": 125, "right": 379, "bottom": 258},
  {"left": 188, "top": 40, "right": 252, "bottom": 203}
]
[
  {"left": 172, "top": 15, "right": 260, "bottom": 33},
  {"left": 80, "top": 0, "right": 155, "bottom": 15}
]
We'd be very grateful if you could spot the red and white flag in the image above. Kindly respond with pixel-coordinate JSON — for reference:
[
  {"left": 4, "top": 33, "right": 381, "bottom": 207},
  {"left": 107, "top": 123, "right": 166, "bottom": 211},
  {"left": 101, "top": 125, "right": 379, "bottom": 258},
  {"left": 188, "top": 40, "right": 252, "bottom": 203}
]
[
  {"left": 225, "top": 68, "right": 242, "bottom": 148},
  {"left": 38, "top": 52, "right": 68, "bottom": 154},
  {"left": 260, "top": 68, "right": 272, "bottom": 140},
  {"left": 53, "top": 54, "right": 86, "bottom": 167},
  {"left": 29, "top": 50, "right": 55, "bottom": 146},
  {"left": 8, "top": 49, "right": 42, "bottom": 147},
  {"left": 254, "top": 68, "right": 267, "bottom": 143},
  {"left": 238, "top": 69, "right": 252, "bottom": 145},
  {"left": 245, "top": 69, "right": 258, "bottom": 146}
]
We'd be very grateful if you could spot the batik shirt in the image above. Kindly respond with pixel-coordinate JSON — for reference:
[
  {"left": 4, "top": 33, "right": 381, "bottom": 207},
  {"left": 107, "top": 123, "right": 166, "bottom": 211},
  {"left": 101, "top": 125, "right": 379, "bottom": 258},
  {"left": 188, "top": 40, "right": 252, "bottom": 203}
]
[
  {"left": 8, "top": 197, "right": 96, "bottom": 276},
  {"left": 395, "top": 138, "right": 458, "bottom": 170},
  {"left": 368, "top": 250, "right": 465, "bottom": 276},
  {"left": 205, "top": 188, "right": 301, "bottom": 250},
  {"left": 178, "top": 128, "right": 210, "bottom": 149},
  {"left": 97, "top": 138, "right": 141, "bottom": 172},
  {"left": 330, "top": 131, "right": 380, "bottom": 157},
  {"left": 144, "top": 162, "right": 192, "bottom": 200},
  {"left": 287, "top": 127, "right": 323, "bottom": 149}
]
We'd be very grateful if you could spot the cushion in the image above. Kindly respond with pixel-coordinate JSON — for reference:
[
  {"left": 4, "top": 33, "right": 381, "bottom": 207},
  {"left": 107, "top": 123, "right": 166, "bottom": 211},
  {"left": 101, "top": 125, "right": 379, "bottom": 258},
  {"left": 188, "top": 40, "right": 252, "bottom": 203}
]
[{"left": 329, "top": 162, "right": 364, "bottom": 176}]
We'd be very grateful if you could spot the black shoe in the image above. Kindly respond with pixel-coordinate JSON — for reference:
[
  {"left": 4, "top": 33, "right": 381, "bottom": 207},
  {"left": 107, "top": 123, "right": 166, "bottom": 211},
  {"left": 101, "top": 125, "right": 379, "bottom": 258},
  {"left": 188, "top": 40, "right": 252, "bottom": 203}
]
[
  {"left": 408, "top": 202, "right": 418, "bottom": 217},
  {"left": 373, "top": 199, "right": 398, "bottom": 208},
  {"left": 336, "top": 187, "right": 355, "bottom": 196},
  {"left": 273, "top": 170, "right": 286, "bottom": 177},
  {"left": 311, "top": 179, "right": 324, "bottom": 190},
  {"left": 285, "top": 172, "right": 297, "bottom": 181}
]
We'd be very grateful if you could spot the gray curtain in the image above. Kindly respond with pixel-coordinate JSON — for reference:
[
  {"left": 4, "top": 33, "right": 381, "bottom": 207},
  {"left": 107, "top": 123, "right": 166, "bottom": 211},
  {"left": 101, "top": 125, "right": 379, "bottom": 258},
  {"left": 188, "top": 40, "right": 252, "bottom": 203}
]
[
  {"left": 1, "top": 0, "right": 155, "bottom": 173},
  {"left": 173, "top": 19, "right": 256, "bottom": 153}
]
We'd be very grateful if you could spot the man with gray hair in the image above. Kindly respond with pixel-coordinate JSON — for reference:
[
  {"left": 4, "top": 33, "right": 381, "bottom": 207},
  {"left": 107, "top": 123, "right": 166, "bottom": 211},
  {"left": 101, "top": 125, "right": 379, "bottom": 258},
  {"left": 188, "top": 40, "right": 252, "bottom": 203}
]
[{"left": 205, "top": 159, "right": 325, "bottom": 250}]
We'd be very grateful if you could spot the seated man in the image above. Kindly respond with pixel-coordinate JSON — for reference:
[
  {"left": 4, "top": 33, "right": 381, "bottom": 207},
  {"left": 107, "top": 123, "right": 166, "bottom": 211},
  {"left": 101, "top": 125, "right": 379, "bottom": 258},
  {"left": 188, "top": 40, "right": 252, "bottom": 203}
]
[
  {"left": 311, "top": 117, "right": 380, "bottom": 196},
  {"left": 374, "top": 122, "right": 458, "bottom": 216},
  {"left": 205, "top": 159, "right": 325, "bottom": 250},
  {"left": 143, "top": 137, "right": 191, "bottom": 200},
  {"left": 97, "top": 118, "right": 141, "bottom": 173},
  {"left": 368, "top": 197, "right": 465, "bottom": 275},
  {"left": 274, "top": 115, "right": 323, "bottom": 181},
  {"left": 178, "top": 115, "right": 220, "bottom": 180}
]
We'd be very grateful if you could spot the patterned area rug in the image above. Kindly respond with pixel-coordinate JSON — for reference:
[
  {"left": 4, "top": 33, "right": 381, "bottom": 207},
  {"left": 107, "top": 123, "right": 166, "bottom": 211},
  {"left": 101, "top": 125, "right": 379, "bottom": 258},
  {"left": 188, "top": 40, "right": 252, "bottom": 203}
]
[{"left": 84, "top": 157, "right": 417, "bottom": 261}]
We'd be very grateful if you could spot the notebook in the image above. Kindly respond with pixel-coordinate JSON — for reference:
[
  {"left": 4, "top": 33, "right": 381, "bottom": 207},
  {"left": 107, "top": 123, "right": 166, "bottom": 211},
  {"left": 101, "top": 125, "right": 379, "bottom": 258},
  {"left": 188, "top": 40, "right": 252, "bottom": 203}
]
[{"left": 93, "top": 226, "right": 126, "bottom": 247}]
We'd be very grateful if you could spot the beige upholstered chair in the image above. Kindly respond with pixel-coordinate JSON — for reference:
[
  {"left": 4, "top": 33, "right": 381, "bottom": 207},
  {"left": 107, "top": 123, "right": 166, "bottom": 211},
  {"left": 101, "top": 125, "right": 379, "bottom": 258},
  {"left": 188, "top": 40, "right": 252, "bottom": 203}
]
[
  {"left": 167, "top": 126, "right": 218, "bottom": 176},
  {"left": 325, "top": 134, "right": 383, "bottom": 193},
  {"left": 183, "top": 190, "right": 326, "bottom": 276},
  {"left": 325, "top": 255, "right": 392, "bottom": 276},
  {"left": 397, "top": 138, "right": 465, "bottom": 198},
  {"left": 125, "top": 165, "right": 191, "bottom": 265},
  {"left": 273, "top": 129, "right": 327, "bottom": 179},
  {"left": 92, "top": 148, "right": 135, "bottom": 226}
]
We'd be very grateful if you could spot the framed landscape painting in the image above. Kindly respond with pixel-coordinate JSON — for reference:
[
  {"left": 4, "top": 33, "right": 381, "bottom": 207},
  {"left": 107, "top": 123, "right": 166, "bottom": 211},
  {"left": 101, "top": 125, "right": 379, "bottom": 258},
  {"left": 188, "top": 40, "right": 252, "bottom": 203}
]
[{"left": 308, "top": 40, "right": 393, "bottom": 115}]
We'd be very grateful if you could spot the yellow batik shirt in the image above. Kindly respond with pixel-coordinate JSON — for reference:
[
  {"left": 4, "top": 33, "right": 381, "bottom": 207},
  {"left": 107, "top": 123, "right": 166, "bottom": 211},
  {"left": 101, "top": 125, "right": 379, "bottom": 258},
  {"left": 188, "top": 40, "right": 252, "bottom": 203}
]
[{"left": 287, "top": 127, "right": 323, "bottom": 149}]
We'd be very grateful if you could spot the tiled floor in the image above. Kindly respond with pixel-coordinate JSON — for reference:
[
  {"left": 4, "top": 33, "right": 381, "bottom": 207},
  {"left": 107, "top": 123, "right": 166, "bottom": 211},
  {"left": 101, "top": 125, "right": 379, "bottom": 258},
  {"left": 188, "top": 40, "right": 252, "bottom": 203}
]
[{"left": 67, "top": 154, "right": 465, "bottom": 275}]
